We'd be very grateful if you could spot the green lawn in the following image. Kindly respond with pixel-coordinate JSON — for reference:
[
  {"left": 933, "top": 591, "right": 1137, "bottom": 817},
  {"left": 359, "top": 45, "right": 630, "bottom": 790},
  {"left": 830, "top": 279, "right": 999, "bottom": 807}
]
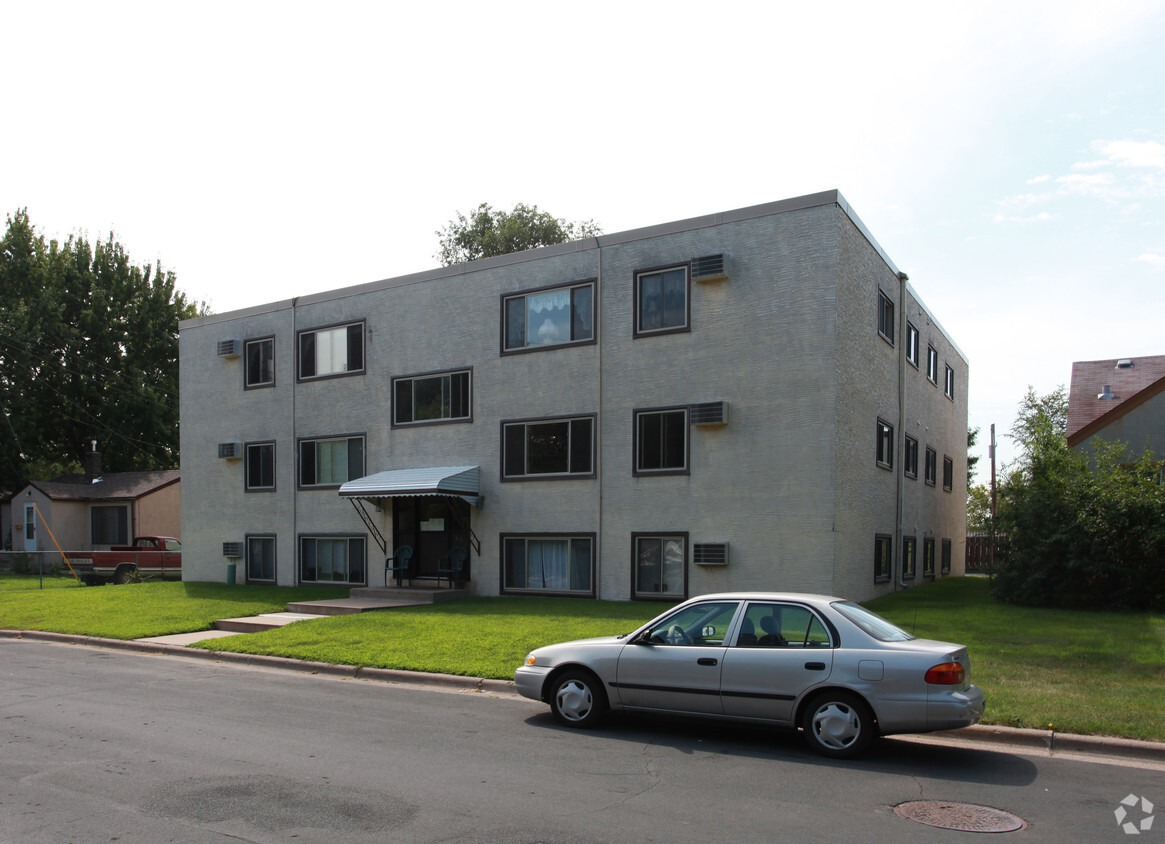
[{"left": 3, "top": 573, "right": 1162, "bottom": 741}]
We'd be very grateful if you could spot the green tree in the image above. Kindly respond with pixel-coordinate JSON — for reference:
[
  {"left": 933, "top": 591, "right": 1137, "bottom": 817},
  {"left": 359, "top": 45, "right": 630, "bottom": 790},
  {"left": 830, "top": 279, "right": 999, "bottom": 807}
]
[
  {"left": 991, "top": 386, "right": 1165, "bottom": 610},
  {"left": 0, "top": 209, "right": 204, "bottom": 494},
  {"left": 435, "top": 203, "right": 602, "bottom": 265}
]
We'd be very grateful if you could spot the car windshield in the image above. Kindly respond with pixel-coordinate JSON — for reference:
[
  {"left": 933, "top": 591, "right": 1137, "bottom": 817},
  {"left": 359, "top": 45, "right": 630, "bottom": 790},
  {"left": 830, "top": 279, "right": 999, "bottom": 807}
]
[{"left": 831, "top": 602, "right": 915, "bottom": 642}]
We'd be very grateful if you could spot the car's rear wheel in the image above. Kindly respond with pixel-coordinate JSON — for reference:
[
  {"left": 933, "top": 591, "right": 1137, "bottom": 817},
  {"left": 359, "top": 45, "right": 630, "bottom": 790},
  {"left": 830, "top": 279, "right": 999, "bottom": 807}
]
[
  {"left": 801, "top": 691, "right": 874, "bottom": 758},
  {"left": 549, "top": 670, "right": 607, "bottom": 729}
]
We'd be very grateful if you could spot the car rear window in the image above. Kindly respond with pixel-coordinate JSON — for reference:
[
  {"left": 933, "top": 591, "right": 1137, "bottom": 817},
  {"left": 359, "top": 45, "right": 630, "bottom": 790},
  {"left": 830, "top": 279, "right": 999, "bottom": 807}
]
[{"left": 832, "top": 602, "right": 915, "bottom": 642}]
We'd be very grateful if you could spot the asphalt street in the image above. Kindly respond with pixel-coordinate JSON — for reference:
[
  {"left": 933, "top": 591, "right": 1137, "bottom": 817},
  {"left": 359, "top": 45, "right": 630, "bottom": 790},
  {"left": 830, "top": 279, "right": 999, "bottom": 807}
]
[{"left": 1, "top": 636, "right": 1162, "bottom": 843}]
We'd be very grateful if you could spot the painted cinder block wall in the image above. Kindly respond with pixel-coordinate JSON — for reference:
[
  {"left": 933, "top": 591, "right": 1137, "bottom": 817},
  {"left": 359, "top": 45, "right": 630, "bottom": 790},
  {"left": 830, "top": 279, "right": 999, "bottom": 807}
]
[{"left": 179, "top": 191, "right": 968, "bottom": 600}]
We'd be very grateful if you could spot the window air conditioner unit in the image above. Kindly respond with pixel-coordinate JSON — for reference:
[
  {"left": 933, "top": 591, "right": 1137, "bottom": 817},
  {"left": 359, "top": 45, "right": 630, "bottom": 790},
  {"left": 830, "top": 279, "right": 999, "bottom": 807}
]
[
  {"left": 217, "top": 441, "right": 243, "bottom": 459},
  {"left": 222, "top": 542, "right": 243, "bottom": 558},
  {"left": 690, "top": 400, "right": 729, "bottom": 426},
  {"left": 691, "top": 254, "right": 727, "bottom": 282},
  {"left": 217, "top": 339, "right": 243, "bottom": 358},
  {"left": 693, "top": 542, "right": 730, "bottom": 566}
]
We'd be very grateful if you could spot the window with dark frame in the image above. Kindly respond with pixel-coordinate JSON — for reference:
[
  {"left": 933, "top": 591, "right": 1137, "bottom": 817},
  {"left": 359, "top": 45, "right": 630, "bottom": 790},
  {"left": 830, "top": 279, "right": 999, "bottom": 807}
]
[
  {"left": 502, "top": 534, "right": 594, "bottom": 595},
  {"left": 246, "top": 535, "right": 276, "bottom": 582},
  {"left": 634, "top": 407, "right": 689, "bottom": 474},
  {"left": 634, "top": 533, "right": 687, "bottom": 599},
  {"left": 923, "top": 538, "right": 936, "bottom": 576},
  {"left": 943, "top": 455, "right": 954, "bottom": 491},
  {"left": 875, "top": 534, "right": 892, "bottom": 581},
  {"left": 925, "top": 446, "right": 938, "bottom": 486},
  {"left": 904, "top": 435, "right": 919, "bottom": 479},
  {"left": 927, "top": 345, "right": 939, "bottom": 384},
  {"left": 299, "top": 436, "right": 364, "bottom": 487},
  {"left": 245, "top": 442, "right": 275, "bottom": 491},
  {"left": 503, "top": 281, "right": 594, "bottom": 352},
  {"left": 876, "top": 419, "right": 894, "bottom": 469},
  {"left": 297, "top": 321, "right": 364, "bottom": 380},
  {"left": 945, "top": 364, "right": 956, "bottom": 399},
  {"left": 393, "top": 369, "right": 471, "bottom": 426},
  {"left": 877, "top": 291, "right": 895, "bottom": 344},
  {"left": 91, "top": 505, "right": 128, "bottom": 545},
  {"left": 245, "top": 337, "right": 274, "bottom": 388},
  {"left": 502, "top": 415, "right": 594, "bottom": 480},
  {"left": 941, "top": 538, "right": 952, "bottom": 574},
  {"left": 906, "top": 323, "right": 919, "bottom": 367},
  {"left": 299, "top": 535, "right": 366, "bottom": 584},
  {"left": 635, "top": 265, "right": 689, "bottom": 337},
  {"left": 902, "top": 536, "right": 916, "bottom": 579}
]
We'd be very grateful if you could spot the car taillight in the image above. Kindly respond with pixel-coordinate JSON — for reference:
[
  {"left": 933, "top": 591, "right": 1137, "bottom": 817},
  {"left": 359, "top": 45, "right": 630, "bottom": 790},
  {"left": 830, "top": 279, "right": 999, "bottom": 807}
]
[{"left": 925, "top": 662, "right": 965, "bottom": 685}]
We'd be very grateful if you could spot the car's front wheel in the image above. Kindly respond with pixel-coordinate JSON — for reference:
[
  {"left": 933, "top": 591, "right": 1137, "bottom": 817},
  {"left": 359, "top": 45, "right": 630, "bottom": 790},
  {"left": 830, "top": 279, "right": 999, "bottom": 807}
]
[
  {"left": 801, "top": 691, "right": 874, "bottom": 758},
  {"left": 549, "top": 670, "right": 607, "bottom": 729}
]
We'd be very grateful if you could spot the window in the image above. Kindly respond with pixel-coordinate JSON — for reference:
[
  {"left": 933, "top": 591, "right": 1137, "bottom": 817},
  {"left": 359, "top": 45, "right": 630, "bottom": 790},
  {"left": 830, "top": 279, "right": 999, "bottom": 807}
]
[
  {"left": 635, "top": 265, "right": 689, "bottom": 337},
  {"left": 902, "top": 536, "right": 916, "bottom": 580},
  {"left": 298, "top": 321, "right": 364, "bottom": 380},
  {"left": 393, "top": 369, "right": 471, "bottom": 426},
  {"left": 503, "top": 281, "right": 594, "bottom": 352},
  {"left": 634, "top": 407, "right": 689, "bottom": 474},
  {"left": 648, "top": 601, "right": 740, "bottom": 645},
  {"left": 736, "top": 602, "right": 832, "bottom": 648},
  {"left": 876, "top": 419, "right": 894, "bottom": 469},
  {"left": 91, "top": 505, "right": 128, "bottom": 545},
  {"left": 245, "top": 337, "right": 274, "bottom": 388},
  {"left": 943, "top": 455, "right": 954, "bottom": 492},
  {"left": 923, "top": 538, "right": 936, "bottom": 577},
  {"left": 945, "top": 364, "right": 955, "bottom": 399},
  {"left": 300, "top": 535, "right": 366, "bottom": 584},
  {"left": 246, "top": 442, "right": 275, "bottom": 491},
  {"left": 925, "top": 446, "right": 937, "bottom": 486},
  {"left": 941, "top": 539, "right": 952, "bottom": 574},
  {"left": 874, "top": 534, "right": 892, "bottom": 582},
  {"left": 904, "top": 435, "right": 919, "bottom": 479},
  {"left": 247, "top": 535, "right": 275, "bottom": 583},
  {"left": 502, "top": 535, "right": 594, "bottom": 595},
  {"left": 634, "top": 534, "right": 687, "bottom": 599},
  {"left": 926, "top": 345, "right": 939, "bottom": 384},
  {"left": 906, "top": 323, "right": 919, "bottom": 367},
  {"left": 299, "top": 436, "right": 364, "bottom": 487},
  {"left": 877, "top": 291, "right": 895, "bottom": 344},
  {"left": 502, "top": 415, "right": 594, "bottom": 480}
]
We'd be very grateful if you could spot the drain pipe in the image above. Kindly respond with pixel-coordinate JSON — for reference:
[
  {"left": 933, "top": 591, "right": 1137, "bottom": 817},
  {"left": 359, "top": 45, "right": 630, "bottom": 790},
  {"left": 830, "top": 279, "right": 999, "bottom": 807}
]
[
  {"left": 594, "top": 237, "right": 603, "bottom": 599},
  {"left": 291, "top": 296, "right": 299, "bottom": 586},
  {"left": 895, "top": 272, "right": 909, "bottom": 590}
]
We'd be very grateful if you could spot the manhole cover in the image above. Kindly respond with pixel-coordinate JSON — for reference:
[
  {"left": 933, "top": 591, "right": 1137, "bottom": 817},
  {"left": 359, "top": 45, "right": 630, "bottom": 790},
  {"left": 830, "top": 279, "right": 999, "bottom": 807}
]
[{"left": 895, "top": 801, "right": 1027, "bottom": 833}]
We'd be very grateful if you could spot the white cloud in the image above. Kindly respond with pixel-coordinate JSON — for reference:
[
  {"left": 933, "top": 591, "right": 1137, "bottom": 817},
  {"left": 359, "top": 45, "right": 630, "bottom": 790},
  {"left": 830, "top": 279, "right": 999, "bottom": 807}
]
[
  {"left": 993, "top": 212, "right": 1057, "bottom": 224},
  {"left": 1134, "top": 249, "right": 1165, "bottom": 268},
  {"left": 1100, "top": 140, "right": 1165, "bottom": 170}
]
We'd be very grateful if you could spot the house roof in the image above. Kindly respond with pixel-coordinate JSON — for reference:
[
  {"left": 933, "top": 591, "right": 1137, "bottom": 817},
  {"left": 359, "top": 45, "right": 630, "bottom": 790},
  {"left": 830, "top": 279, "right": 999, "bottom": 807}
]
[
  {"left": 28, "top": 469, "right": 181, "bottom": 502},
  {"left": 1066, "top": 355, "right": 1165, "bottom": 447}
]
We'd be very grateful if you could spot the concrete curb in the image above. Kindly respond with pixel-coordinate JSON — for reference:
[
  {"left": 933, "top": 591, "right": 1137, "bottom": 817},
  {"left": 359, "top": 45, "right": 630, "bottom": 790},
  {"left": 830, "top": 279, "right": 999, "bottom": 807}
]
[{"left": 4, "top": 629, "right": 1161, "bottom": 760}]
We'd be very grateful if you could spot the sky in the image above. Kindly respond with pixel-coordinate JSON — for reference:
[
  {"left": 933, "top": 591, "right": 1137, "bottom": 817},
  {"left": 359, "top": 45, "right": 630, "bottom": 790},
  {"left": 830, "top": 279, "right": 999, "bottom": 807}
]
[{"left": 4, "top": 0, "right": 1165, "bottom": 476}]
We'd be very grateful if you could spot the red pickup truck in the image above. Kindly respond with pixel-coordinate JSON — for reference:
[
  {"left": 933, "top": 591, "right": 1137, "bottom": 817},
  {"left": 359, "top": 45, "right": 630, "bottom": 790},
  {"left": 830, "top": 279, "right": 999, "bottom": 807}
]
[{"left": 69, "top": 536, "right": 182, "bottom": 585}]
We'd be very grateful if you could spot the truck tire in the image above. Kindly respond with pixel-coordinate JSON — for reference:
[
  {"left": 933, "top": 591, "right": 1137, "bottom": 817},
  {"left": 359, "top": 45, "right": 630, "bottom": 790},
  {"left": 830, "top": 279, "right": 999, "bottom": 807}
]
[{"left": 114, "top": 565, "right": 138, "bottom": 585}]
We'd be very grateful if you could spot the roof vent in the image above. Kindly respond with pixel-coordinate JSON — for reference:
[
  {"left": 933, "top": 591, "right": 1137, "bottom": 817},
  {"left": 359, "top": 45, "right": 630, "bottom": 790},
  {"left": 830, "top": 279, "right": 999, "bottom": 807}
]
[
  {"left": 1116, "top": 359, "right": 1134, "bottom": 369},
  {"left": 1098, "top": 385, "right": 1117, "bottom": 400}
]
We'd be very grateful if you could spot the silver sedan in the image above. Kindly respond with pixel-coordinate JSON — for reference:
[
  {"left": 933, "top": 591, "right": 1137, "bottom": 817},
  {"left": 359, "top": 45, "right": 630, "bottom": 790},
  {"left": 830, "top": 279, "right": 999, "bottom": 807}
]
[{"left": 515, "top": 592, "right": 985, "bottom": 757}]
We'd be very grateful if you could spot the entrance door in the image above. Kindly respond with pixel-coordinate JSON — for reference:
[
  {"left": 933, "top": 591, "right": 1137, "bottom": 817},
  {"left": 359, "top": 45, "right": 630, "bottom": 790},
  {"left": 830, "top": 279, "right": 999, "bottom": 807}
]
[
  {"left": 392, "top": 497, "right": 471, "bottom": 581},
  {"left": 24, "top": 504, "right": 37, "bottom": 552}
]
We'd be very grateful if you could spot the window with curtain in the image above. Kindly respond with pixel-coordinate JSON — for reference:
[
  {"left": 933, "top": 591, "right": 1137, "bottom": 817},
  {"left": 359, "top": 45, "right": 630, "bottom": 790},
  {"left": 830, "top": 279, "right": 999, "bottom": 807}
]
[
  {"left": 635, "top": 266, "right": 689, "bottom": 336},
  {"left": 502, "top": 535, "right": 593, "bottom": 595},
  {"left": 299, "top": 536, "right": 366, "bottom": 584},
  {"left": 633, "top": 534, "right": 686, "bottom": 599},
  {"left": 298, "top": 322, "right": 364, "bottom": 379},
  {"left": 299, "top": 436, "right": 364, "bottom": 487},
  {"left": 503, "top": 281, "right": 594, "bottom": 352}
]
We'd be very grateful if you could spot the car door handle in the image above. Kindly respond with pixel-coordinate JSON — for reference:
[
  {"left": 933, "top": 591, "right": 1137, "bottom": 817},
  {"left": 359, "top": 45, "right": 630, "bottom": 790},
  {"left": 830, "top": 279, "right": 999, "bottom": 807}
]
[
  {"left": 697, "top": 658, "right": 719, "bottom": 666},
  {"left": 804, "top": 662, "right": 827, "bottom": 671}
]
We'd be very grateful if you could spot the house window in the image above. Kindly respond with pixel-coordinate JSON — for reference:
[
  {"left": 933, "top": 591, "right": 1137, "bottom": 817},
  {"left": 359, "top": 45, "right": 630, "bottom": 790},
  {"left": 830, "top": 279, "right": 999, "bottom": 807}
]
[
  {"left": 91, "top": 505, "right": 128, "bottom": 545},
  {"left": 246, "top": 442, "right": 275, "bottom": 491},
  {"left": 874, "top": 534, "right": 892, "bottom": 582},
  {"left": 299, "top": 436, "right": 364, "bottom": 487},
  {"left": 393, "top": 369, "right": 471, "bottom": 426},
  {"left": 297, "top": 321, "right": 364, "bottom": 380},
  {"left": 502, "top": 534, "right": 594, "bottom": 595},
  {"left": 902, "top": 536, "right": 916, "bottom": 580},
  {"left": 635, "top": 265, "right": 689, "bottom": 337},
  {"left": 923, "top": 538, "right": 936, "bottom": 577},
  {"left": 927, "top": 345, "right": 939, "bottom": 384},
  {"left": 502, "top": 415, "right": 594, "bottom": 480},
  {"left": 876, "top": 419, "right": 894, "bottom": 469},
  {"left": 503, "top": 281, "right": 594, "bottom": 352},
  {"left": 246, "top": 535, "right": 276, "bottom": 583},
  {"left": 945, "top": 364, "right": 955, "bottom": 399},
  {"left": 925, "top": 446, "right": 937, "bottom": 486},
  {"left": 941, "top": 538, "right": 952, "bottom": 574},
  {"left": 943, "top": 455, "right": 954, "bottom": 492},
  {"left": 906, "top": 323, "right": 919, "bottom": 367},
  {"left": 634, "top": 533, "right": 687, "bottom": 599},
  {"left": 877, "top": 291, "right": 895, "bottom": 344},
  {"left": 300, "top": 535, "right": 366, "bottom": 584},
  {"left": 904, "top": 435, "right": 919, "bottom": 479},
  {"left": 634, "top": 407, "right": 689, "bottom": 475},
  {"left": 245, "top": 337, "right": 274, "bottom": 388}
]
